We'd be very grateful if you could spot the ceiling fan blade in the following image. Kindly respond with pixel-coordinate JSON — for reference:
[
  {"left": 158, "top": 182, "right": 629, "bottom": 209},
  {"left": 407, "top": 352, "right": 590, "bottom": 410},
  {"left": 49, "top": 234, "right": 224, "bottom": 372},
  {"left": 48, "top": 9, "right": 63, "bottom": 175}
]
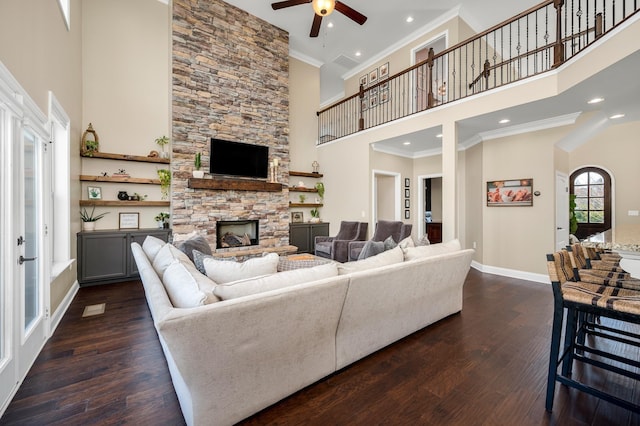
[
  {"left": 271, "top": 0, "right": 311, "bottom": 10},
  {"left": 310, "top": 13, "right": 322, "bottom": 37},
  {"left": 334, "top": 1, "right": 367, "bottom": 25}
]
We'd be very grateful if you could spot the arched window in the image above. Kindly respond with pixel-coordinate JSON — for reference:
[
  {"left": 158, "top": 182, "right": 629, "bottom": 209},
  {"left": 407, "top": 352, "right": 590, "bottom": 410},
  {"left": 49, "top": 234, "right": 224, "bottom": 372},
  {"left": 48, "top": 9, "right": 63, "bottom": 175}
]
[{"left": 570, "top": 167, "right": 612, "bottom": 239}]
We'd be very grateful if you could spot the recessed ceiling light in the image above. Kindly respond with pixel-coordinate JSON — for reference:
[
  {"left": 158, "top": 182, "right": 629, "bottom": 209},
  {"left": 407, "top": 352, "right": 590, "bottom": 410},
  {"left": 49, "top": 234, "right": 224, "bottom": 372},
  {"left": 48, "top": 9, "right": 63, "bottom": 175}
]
[
  {"left": 499, "top": 119, "right": 510, "bottom": 124},
  {"left": 588, "top": 97, "right": 604, "bottom": 104},
  {"left": 406, "top": 16, "right": 414, "bottom": 23},
  {"left": 355, "top": 51, "right": 362, "bottom": 57},
  {"left": 436, "top": 133, "right": 443, "bottom": 138},
  {"left": 327, "top": 21, "right": 334, "bottom": 28},
  {"left": 403, "top": 141, "right": 411, "bottom": 145},
  {"left": 610, "top": 113, "right": 625, "bottom": 119}
]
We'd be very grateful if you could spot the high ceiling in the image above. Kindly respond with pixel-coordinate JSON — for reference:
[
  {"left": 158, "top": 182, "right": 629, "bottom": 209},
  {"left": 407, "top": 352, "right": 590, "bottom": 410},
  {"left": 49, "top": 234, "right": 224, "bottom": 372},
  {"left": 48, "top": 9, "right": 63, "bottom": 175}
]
[
  {"left": 223, "top": 0, "right": 542, "bottom": 104},
  {"left": 220, "top": 1, "right": 640, "bottom": 156}
]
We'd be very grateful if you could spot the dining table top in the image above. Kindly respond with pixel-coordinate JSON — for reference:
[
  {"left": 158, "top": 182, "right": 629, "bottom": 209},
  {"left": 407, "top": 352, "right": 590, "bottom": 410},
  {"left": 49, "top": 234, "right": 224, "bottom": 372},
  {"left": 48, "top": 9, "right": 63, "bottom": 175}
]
[{"left": 582, "top": 224, "right": 640, "bottom": 253}]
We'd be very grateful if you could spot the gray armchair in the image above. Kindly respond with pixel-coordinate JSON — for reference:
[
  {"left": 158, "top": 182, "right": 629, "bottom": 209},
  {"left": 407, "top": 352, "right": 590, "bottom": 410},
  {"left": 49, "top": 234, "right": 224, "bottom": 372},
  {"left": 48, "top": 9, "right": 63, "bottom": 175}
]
[
  {"left": 314, "top": 221, "right": 368, "bottom": 263},
  {"left": 348, "top": 220, "right": 413, "bottom": 261}
]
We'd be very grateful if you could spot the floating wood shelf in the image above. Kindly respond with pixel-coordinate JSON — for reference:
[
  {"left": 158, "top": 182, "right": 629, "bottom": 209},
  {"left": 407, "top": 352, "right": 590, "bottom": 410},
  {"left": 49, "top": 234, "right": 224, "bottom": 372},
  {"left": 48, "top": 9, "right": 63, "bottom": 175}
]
[
  {"left": 79, "top": 200, "right": 170, "bottom": 207},
  {"left": 188, "top": 178, "right": 283, "bottom": 192},
  {"left": 80, "top": 175, "right": 161, "bottom": 185},
  {"left": 289, "top": 187, "right": 318, "bottom": 193},
  {"left": 81, "top": 152, "right": 170, "bottom": 164},
  {"left": 289, "top": 171, "right": 323, "bottom": 178},
  {"left": 289, "top": 203, "right": 323, "bottom": 208}
]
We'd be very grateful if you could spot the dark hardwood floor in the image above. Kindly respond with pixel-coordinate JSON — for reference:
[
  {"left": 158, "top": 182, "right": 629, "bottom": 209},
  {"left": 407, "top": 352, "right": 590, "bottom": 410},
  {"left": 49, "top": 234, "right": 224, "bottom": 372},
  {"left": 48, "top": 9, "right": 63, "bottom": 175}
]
[{"left": 2, "top": 269, "right": 639, "bottom": 425}]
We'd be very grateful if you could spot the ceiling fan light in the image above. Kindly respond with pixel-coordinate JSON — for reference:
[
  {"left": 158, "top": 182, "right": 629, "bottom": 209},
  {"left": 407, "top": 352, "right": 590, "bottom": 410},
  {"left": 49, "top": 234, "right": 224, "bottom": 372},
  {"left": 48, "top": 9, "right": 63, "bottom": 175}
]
[{"left": 312, "top": 0, "right": 335, "bottom": 16}]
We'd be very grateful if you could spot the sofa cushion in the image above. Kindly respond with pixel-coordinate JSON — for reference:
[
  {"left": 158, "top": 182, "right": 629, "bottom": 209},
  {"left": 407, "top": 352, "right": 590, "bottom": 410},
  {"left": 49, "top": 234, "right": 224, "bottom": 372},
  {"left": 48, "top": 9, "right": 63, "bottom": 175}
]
[
  {"left": 162, "top": 260, "right": 220, "bottom": 308},
  {"left": 214, "top": 262, "right": 339, "bottom": 300},
  {"left": 202, "top": 253, "right": 279, "bottom": 284},
  {"left": 357, "top": 240, "right": 385, "bottom": 260},
  {"left": 152, "top": 243, "right": 192, "bottom": 278},
  {"left": 175, "top": 235, "right": 211, "bottom": 262},
  {"left": 339, "top": 246, "right": 404, "bottom": 275},
  {"left": 402, "top": 239, "right": 461, "bottom": 261},
  {"left": 142, "top": 235, "right": 166, "bottom": 261}
]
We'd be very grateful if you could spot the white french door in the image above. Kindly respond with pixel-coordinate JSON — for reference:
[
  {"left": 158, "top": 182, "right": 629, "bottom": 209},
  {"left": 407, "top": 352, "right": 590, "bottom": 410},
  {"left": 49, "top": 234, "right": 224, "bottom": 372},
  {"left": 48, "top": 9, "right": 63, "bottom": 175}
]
[
  {"left": 555, "top": 171, "right": 569, "bottom": 251},
  {"left": 0, "top": 88, "right": 50, "bottom": 415}
]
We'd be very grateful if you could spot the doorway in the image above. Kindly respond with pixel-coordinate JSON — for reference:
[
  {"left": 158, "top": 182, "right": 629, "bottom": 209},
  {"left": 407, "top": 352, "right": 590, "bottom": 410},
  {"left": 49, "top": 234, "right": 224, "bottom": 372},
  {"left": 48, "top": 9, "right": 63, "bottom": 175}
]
[
  {"left": 569, "top": 167, "right": 613, "bottom": 240},
  {"left": 372, "top": 170, "right": 401, "bottom": 226},
  {"left": 418, "top": 174, "right": 443, "bottom": 242}
]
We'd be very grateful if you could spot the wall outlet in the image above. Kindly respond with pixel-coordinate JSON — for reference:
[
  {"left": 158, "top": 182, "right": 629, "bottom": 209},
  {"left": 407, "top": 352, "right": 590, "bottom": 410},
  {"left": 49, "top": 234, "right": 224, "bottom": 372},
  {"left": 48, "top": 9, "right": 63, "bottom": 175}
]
[
  {"left": 629, "top": 210, "right": 639, "bottom": 216},
  {"left": 472, "top": 241, "right": 477, "bottom": 249},
  {"left": 361, "top": 210, "right": 365, "bottom": 218}
]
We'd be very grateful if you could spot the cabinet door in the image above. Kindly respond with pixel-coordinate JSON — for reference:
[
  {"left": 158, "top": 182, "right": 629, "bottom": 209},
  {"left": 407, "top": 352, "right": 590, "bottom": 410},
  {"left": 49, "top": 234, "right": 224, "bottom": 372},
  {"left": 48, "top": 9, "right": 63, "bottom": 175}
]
[
  {"left": 78, "top": 232, "right": 128, "bottom": 284},
  {"left": 128, "top": 230, "right": 171, "bottom": 275},
  {"left": 289, "top": 224, "right": 310, "bottom": 253},
  {"left": 309, "top": 223, "right": 329, "bottom": 253}
]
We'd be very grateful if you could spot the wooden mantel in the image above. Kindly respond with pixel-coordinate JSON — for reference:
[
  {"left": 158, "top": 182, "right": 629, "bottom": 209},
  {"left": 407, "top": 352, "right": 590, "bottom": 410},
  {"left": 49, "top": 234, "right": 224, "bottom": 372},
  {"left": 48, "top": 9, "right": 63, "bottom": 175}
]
[{"left": 188, "top": 177, "right": 283, "bottom": 192}]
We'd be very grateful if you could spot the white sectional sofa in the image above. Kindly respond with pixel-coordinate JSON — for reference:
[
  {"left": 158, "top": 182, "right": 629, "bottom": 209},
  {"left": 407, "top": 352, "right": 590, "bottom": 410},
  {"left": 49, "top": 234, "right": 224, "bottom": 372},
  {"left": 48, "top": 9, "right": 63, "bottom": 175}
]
[{"left": 131, "top": 238, "right": 474, "bottom": 426}]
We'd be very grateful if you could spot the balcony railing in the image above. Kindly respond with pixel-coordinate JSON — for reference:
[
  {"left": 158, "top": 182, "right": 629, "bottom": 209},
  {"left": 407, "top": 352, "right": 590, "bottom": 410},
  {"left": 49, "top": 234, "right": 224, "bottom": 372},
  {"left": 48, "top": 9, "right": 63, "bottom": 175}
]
[{"left": 317, "top": 0, "right": 640, "bottom": 144}]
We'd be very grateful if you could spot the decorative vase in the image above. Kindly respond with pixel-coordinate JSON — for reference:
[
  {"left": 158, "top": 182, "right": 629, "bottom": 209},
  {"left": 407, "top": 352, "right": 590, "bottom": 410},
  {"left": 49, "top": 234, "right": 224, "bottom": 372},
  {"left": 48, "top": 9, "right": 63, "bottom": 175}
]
[
  {"left": 156, "top": 220, "right": 164, "bottom": 229},
  {"left": 117, "top": 191, "right": 129, "bottom": 201},
  {"left": 193, "top": 170, "right": 204, "bottom": 178},
  {"left": 82, "top": 221, "right": 96, "bottom": 232},
  {"left": 160, "top": 151, "right": 169, "bottom": 159}
]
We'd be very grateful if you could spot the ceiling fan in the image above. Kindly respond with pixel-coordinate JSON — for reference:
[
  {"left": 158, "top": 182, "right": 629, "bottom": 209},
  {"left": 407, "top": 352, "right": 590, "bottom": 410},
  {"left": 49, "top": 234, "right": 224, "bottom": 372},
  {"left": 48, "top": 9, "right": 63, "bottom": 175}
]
[{"left": 271, "top": 0, "right": 367, "bottom": 38}]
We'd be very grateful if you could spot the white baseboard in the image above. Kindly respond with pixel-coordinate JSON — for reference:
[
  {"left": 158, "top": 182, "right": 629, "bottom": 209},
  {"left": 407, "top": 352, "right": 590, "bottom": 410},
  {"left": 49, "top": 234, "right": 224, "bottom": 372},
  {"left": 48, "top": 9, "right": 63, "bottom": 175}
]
[
  {"left": 50, "top": 280, "right": 79, "bottom": 336},
  {"left": 471, "top": 260, "right": 550, "bottom": 284}
]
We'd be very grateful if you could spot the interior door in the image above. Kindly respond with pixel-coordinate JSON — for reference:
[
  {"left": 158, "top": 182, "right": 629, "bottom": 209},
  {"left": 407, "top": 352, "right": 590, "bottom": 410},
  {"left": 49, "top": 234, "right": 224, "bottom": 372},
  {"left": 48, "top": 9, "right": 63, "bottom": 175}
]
[
  {"left": 555, "top": 172, "right": 569, "bottom": 250},
  {"left": 15, "top": 129, "right": 47, "bottom": 381}
]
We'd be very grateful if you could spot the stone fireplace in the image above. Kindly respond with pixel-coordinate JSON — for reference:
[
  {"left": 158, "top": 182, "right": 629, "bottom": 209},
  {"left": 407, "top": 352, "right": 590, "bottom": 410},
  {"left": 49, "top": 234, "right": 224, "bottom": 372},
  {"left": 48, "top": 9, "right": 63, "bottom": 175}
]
[{"left": 216, "top": 220, "right": 259, "bottom": 249}]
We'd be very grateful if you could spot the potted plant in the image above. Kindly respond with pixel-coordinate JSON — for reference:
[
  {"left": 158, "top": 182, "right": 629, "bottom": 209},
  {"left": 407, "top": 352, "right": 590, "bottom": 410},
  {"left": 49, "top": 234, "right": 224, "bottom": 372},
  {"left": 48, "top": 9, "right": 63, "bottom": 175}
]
[
  {"left": 315, "top": 182, "right": 325, "bottom": 201},
  {"left": 299, "top": 194, "right": 306, "bottom": 204},
  {"left": 80, "top": 206, "right": 109, "bottom": 231},
  {"left": 154, "top": 212, "right": 170, "bottom": 229},
  {"left": 157, "top": 169, "right": 171, "bottom": 200},
  {"left": 193, "top": 152, "right": 204, "bottom": 178},
  {"left": 310, "top": 208, "right": 321, "bottom": 223},
  {"left": 155, "top": 135, "right": 170, "bottom": 159}
]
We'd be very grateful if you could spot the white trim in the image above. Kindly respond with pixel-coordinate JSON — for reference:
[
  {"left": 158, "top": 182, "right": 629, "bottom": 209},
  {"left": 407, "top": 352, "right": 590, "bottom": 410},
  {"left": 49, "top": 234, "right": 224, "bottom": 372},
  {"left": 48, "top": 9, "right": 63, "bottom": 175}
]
[
  {"left": 342, "top": 6, "right": 461, "bottom": 81},
  {"left": 49, "top": 281, "right": 78, "bottom": 336},
  {"left": 289, "top": 50, "right": 324, "bottom": 68},
  {"left": 471, "top": 261, "right": 550, "bottom": 284}
]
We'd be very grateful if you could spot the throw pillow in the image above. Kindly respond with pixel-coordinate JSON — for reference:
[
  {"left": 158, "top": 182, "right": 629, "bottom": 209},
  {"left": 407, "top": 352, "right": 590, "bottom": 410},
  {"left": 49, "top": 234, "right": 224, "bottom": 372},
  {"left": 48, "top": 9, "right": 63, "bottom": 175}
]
[
  {"left": 214, "top": 262, "right": 339, "bottom": 300},
  {"left": 142, "top": 235, "right": 166, "bottom": 261},
  {"left": 383, "top": 235, "right": 398, "bottom": 251},
  {"left": 172, "top": 230, "right": 199, "bottom": 243},
  {"left": 339, "top": 246, "right": 404, "bottom": 275},
  {"left": 398, "top": 236, "right": 415, "bottom": 250},
  {"left": 416, "top": 234, "right": 431, "bottom": 246},
  {"left": 152, "top": 243, "right": 192, "bottom": 278},
  {"left": 162, "top": 260, "right": 210, "bottom": 308},
  {"left": 357, "top": 240, "right": 385, "bottom": 260},
  {"left": 202, "top": 252, "right": 279, "bottom": 284},
  {"left": 403, "top": 239, "right": 462, "bottom": 261},
  {"left": 192, "top": 250, "right": 237, "bottom": 275},
  {"left": 175, "top": 235, "right": 212, "bottom": 262}
]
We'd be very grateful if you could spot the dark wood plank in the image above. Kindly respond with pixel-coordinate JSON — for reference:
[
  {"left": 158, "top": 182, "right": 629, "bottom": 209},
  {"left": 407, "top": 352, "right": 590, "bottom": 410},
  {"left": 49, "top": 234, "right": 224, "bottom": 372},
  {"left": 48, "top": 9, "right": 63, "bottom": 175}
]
[
  {"left": 188, "top": 177, "right": 283, "bottom": 192},
  {"left": 2, "top": 270, "right": 640, "bottom": 425}
]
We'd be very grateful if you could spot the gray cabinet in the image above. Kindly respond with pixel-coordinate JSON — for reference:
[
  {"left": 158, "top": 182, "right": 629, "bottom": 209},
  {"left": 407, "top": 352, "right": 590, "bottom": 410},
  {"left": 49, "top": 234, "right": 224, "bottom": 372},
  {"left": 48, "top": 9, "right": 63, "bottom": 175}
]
[
  {"left": 289, "top": 222, "right": 329, "bottom": 253},
  {"left": 77, "top": 229, "right": 171, "bottom": 286}
]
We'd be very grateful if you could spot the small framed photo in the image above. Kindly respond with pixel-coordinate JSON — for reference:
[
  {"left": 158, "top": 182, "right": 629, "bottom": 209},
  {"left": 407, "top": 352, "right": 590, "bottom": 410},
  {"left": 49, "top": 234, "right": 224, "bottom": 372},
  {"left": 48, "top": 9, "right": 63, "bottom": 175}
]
[
  {"left": 404, "top": 209, "right": 410, "bottom": 219},
  {"left": 405, "top": 178, "right": 410, "bottom": 188},
  {"left": 359, "top": 74, "right": 368, "bottom": 88},
  {"left": 87, "top": 186, "right": 102, "bottom": 200},
  {"left": 405, "top": 199, "right": 410, "bottom": 209},
  {"left": 380, "top": 62, "right": 389, "bottom": 79},
  {"left": 369, "top": 85, "right": 378, "bottom": 95},
  {"left": 380, "top": 81, "right": 389, "bottom": 91},
  {"left": 119, "top": 212, "right": 139, "bottom": 229},
  {"left": 369, "top": 68, "right": 379, "bottom": 85},
  {"left": 380, "top": 89, "right": 389, "bottom": 103},
  {"left": 291, "top": 211, "right": 304, "bottom": 223},
  {"left": 370, "top": 95, "right": 378, "bottom": 108},
  {"left": 405, "top": 188, "right": 410, "bottom": 198}
]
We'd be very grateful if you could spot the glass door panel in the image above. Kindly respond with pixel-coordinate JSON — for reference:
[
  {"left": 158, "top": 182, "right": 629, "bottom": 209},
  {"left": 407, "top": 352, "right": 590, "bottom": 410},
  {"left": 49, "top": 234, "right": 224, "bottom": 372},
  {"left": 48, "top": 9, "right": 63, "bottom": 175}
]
[{"left": 23, "top": 130, "right": 40, "bottom": 332}]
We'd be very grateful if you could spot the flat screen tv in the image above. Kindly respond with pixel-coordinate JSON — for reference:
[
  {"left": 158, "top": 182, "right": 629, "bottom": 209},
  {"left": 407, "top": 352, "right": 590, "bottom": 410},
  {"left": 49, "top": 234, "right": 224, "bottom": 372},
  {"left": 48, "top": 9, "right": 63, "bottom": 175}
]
[{"left": 210, "top": 138, "right": 269, "bottom": 179}]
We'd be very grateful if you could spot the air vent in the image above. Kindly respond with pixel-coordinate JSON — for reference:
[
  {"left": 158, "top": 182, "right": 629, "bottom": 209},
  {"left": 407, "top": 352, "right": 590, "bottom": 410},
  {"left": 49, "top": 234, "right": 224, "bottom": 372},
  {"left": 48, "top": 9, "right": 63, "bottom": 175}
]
[{"left": 332, "top": 54, "right": 360, "bottom": 69}]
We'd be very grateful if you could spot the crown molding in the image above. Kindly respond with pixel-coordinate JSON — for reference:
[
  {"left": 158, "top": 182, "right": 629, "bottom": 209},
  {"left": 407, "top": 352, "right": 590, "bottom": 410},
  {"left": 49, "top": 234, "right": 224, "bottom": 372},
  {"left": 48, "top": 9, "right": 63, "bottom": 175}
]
[{"left": 289, "top": 49, "right": 323, "bottom": 68}]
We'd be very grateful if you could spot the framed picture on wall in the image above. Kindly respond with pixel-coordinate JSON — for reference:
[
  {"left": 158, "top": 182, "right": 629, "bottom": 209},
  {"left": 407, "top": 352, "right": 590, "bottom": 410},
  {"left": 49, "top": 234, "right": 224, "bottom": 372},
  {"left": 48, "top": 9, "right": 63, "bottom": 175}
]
[
  {"left": 404, "top": 188, "right": 410, "bottom": 198},
  {"left": 380, "top": 62, "right": 389, "bottom": 79},
  {"left": 486, "top": 179, "right": 533, "bottom": 206},
  {"left": 369, "top": 68, "right": 379, "bottom": 85},
  {"left": 405, "top": 209, "right": 410, "bottom": 219},
  {"left": 405, "top": 178, "right": 410, "bottom": 188},
  {"left": 87, "top": 186, "right": 102, "bottom": 200},
  {"left": 359, "top": 74, "right": 368, "bottom": 88},
  {"left": 405, "top": 199, "right": 410, "bottom": 209}
]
